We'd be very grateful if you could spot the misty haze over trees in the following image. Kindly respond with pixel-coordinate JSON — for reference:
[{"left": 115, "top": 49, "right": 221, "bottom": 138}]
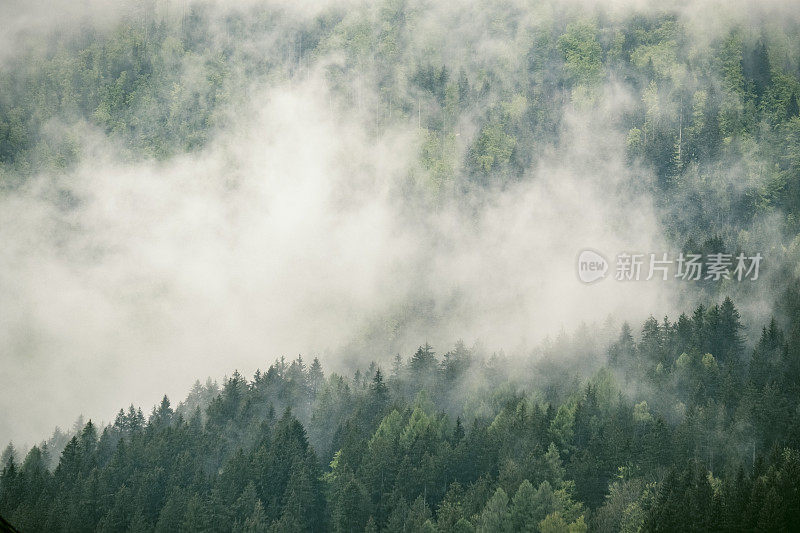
[
  {"left": 3, "top": 298, "right": 800, "bottom": 531},
  {"left": 2, "top": 0, "right": 800, "bottom": 531}
]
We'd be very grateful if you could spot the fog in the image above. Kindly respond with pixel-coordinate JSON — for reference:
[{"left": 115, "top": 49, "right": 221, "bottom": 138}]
[{"left": 1, "top": 0, "right": 796, "bottom": 448}]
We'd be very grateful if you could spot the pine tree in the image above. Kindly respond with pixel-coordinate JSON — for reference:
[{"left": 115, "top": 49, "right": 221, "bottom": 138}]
[
  {"left": 181, "top": 493, "right": 211, "bottom": 532},
  {"left": 384, "top": 497, "right": 409, "bottom": 533},
  {"left": 389, "top": 354, "right": 405, "bottom": 397},
  {"left": 718, "top": 297, "right": 745, "bottom": 362},
  {"left": 788, "top": 92, "right": 800, "bottom": 119},
  {"left": 510, "top": 480, "right": 538, "bottom": 532},
  {"left": 608, "top": 323, "right": 634, "bottom": 366},
  {"left": 309, "top": 357, "right": 324, "bottom": 396},
  {"left": 477, "top": 487, "right": 511, "bottom": 533},
  {"left": 369, "top": 369, "right": 389, "bottom": 417},
  {"left": 437, "top": 482, "right": 467, "bottom": 532},
  {"left": 150, "top": 396, "right": 174, "bottom": 427},
  {"left": 54, "top": 437, "right": 82, "bottom": 490},
  {"left": 333, "top": 473, "right": 370, "bottom": 533},
  {"left": 241, "top": 500, "right": 268, "bottom": 533},
  {"left": 742, "top": 39, "right": 771, "bottom": 101},
  {"left": 405, "top": 495, "right": 433, "bottom": 532},
  {"left": 0, "top": 449, "right": 19, "bottom": 514},
  {"left": 282, "top": 450, "right": 326, "bottom": 532},
  {"left": 452, "top": 417, "right": 465, "bottom": 443},
  {"left": 410, "top": 344, "right": 437, "bottom": 375},
  {"left": 155, "top": 489, "right": 187, "bottom": 533},
  {"left": 409, "top": 344, "right": 437, "bottom": 390}
]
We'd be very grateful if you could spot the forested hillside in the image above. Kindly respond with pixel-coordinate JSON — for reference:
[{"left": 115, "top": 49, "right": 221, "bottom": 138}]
[
  {"left": 3, "top": 1, "right": 800, "bottom": 240},
  {"left": 2, "top": 295, "right": 800, "bottom": 531},
  {"left": 3, "top": 0, "right": 800, "bottom": 531}
]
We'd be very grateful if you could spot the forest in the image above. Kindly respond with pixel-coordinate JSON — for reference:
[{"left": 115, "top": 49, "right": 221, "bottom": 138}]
[
  {"left": 2, "top": 294, "right": 800, "bottom": 531},
  {"left": 2, "top": 0, "right": 800, "bottom": 531}
]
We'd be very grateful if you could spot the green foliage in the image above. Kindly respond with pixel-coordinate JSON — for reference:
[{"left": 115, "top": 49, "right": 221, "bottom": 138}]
[
  {"left": 1, "top": 296, "right": 796, "bottom": 531},
  {"left": 558, "top": 22, "right": 603, "bottom": 86},
  {"left": 2, "top": 1, "right": 800, "bottom": 244},
  {"left": 2, "top": 3, "right": 800, "bottom": 531}
]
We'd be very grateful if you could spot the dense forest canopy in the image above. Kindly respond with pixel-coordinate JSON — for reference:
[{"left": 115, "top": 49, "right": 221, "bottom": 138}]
[
  {"left": 3, "top": 295, "right": 800, "bottom": 531},
  {"left": 2, "top": 0, "right": 800, "bottom": 531}
]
